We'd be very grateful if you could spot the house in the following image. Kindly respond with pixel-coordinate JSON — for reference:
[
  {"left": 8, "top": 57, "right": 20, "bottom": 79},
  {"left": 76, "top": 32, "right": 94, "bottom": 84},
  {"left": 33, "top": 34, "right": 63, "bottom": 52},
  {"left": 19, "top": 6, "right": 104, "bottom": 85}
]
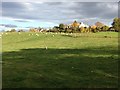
[{"left": 79, "top": 22, "right": 89, "bottom": 28}]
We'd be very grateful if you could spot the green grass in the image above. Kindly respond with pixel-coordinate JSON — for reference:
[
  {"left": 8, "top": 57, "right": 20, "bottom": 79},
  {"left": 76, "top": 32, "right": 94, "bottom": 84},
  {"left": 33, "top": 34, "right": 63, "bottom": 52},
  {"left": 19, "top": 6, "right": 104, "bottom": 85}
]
[{"left": 1, "top": 32, "right": 119, "bottom": 88}]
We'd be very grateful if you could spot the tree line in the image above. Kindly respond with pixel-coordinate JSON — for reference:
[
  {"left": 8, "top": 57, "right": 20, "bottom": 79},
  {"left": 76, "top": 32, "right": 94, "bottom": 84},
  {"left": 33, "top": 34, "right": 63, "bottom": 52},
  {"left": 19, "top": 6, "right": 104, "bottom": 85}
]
[
  {"left": 6, "top": 18, "right": 120, "bottom": 33},
  {"left": 47, "top": 18, "right": 120, "bottom": 33}
]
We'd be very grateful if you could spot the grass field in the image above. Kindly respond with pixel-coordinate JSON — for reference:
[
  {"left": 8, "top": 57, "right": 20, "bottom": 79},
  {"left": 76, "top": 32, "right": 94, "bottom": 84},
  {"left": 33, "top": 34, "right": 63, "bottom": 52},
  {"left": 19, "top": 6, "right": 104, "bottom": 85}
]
[{"left": 1, "top": 32, "right": 119, "bottom": 88}]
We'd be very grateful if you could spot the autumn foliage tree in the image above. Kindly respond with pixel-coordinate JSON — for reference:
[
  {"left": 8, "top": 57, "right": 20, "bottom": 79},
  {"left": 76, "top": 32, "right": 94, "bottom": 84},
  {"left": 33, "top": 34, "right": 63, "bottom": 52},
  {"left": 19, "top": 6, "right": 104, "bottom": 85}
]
[
  {"left": 29, "top": 28, "right": 36, "bottom": 32},
  {"left": 90, "top": 25, "right": 97, "bottom": 33},
  {"left": 71, "top": 21, "right": 80, "bottom": 33},
  {"left": 112, "top": 18, "right": 120, "bottom": 32},
  {"left": 71, "top": 20, "right": 80, "bottom": 28},
  {"left": 95, "top": 22, "right": 104, "bottom": 28}
]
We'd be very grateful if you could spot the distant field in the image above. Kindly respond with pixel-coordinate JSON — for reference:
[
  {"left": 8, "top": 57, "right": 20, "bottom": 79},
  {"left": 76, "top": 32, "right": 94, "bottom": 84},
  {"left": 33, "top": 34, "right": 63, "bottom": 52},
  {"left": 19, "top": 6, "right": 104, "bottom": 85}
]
[{"left": 1, "top": 32, "right": 119, "bottom": 88}]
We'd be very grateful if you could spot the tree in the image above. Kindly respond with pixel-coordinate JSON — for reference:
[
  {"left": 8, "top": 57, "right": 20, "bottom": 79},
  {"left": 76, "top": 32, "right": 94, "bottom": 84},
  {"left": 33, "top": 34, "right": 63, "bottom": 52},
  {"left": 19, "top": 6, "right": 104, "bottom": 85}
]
[
  {"left": 84, "top": 27, "right": 89, "bottom": 33},
  {"left": 10, "top": 29, "right": 16, "bottom": 32},
  {"left": 112, "top": 18, "right": 120, "bottom": 32},
  {"left": 90, "top": 25, "right": 97, "bottom": 33},
  {"left": 66, "top": 28, "right": 72, "bottom": 33},
  {"left": 52, "top": 26, "right": 59, "bottom": 32},
  {"left": 95, "top": 22, "right": 104, "bottom": 28},
  {"left": 59, "top": 23, "right": 64, "bottom": 30},
  {"left": 109, "top": 27, "right": 115, "bottom": 32},
  {"left": 29, "top": 28, "right": 36, "bottom": 32},
  {"left": 71, "top": 20, "right": 80, "bottom": 28},
  {"left": 96, "top": 27, "right": 101, "bottom": 32},
  {"left": 80, "top": 27, "right": 85, "bottom": 33},
  {"left": 18, "top": 29, "right": 24, "bottom": 32},
  {"left": 59, "top": 23, "right": 65, "bottom": 32},
  {"left": 101, "top": 25, "right": 109, "bottom": 31}
]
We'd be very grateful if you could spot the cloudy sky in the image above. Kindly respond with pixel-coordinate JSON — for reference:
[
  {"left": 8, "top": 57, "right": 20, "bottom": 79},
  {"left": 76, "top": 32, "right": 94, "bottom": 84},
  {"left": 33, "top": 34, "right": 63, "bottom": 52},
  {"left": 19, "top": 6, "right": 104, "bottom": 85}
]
[{"left": 0, "top": 1, "right": 118, "bottom": 29}]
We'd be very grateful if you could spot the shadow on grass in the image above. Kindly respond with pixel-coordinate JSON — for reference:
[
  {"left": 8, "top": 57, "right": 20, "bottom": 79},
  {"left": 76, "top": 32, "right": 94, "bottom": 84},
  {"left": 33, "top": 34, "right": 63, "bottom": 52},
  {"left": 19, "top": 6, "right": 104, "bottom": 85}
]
[
  {"left": 2, "top": 46, "right": 119, "bottom": 88},
  {"left": 61, "top": 33, "right": 118, "bottom": 38}
]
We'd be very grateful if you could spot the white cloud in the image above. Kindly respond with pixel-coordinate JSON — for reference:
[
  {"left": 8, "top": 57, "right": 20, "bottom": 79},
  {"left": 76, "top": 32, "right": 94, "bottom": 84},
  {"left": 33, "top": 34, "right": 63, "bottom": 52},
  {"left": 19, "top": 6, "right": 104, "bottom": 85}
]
[
  {"left": 1, "top": 0, "right": 119, "bottom": 2},
  {"left": 2, "top": 17, "right": 34, "bottom": 22},
  {"left": 1, "top": 2, "right": 118, "bottom": 27},
  {"left": 23, "top": 3, "right": 34, "bottom": 11}
]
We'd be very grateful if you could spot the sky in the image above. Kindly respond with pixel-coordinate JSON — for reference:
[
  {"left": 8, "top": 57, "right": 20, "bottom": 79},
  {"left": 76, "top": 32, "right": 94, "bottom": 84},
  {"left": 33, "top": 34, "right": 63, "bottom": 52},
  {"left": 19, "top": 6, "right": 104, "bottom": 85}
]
[{"left": 0, "top": 0, "right": 119, "bottom": 31}]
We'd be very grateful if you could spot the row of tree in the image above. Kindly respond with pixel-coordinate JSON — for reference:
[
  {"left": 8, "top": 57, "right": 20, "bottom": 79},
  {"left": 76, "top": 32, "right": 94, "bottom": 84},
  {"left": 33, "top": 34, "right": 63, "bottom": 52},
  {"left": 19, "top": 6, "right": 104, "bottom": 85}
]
[
  {"left": 47, "top": 25, "right": 111, "bottom": 33},
  {"left": 6, "top": 29, "right": 25, "bottom": 32},
  {"left": 5, "top": 18, "right": 120, "bottom": 33},
  {"left": 47, "top": 18, "right": 120, "bottom": 33}
]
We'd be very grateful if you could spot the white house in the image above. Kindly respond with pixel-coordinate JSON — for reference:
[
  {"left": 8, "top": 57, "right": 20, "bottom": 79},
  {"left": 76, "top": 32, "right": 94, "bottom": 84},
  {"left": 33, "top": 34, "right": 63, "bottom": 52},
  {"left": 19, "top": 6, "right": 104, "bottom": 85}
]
[{"left": 79, "top": 22, "right": 89, "bottom": 28}]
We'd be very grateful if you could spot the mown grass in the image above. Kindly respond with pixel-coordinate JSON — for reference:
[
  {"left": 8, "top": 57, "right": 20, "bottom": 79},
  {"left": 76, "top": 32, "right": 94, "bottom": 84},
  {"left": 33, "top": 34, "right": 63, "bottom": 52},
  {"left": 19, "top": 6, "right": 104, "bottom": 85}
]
[{"left": 1, "top": 32, "right": 119, "bottom": 88}]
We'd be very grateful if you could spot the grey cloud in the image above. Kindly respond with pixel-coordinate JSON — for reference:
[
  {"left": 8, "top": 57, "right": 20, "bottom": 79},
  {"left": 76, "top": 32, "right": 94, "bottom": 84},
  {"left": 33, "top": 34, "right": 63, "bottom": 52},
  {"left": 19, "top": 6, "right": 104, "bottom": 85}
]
[
  {"left": 118, "top": 2, "right": 120, "bottom": 18},
  {"left": 43, "top": 2, "right": 63, "bottom": 5},
  {"left": 0, "top": 24, "right": 17, "bottom": 27},
  {"left": 70, "top": 2, "right": 118, "bottom": 19},
  {"left": 1, "top": 2, "right": 118, "bottom": 25},
  {"left": 2, "top": 0, "right": 119, "bottom": 2},
  {"left": 2, "top": 2, "right": 25, "bottom": 9},
  {"left": 2, "top": 2, "right": 27, "bottom": 17},
  {"left": 14, "top": 20, "right": 30, "bottom": 22}
]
